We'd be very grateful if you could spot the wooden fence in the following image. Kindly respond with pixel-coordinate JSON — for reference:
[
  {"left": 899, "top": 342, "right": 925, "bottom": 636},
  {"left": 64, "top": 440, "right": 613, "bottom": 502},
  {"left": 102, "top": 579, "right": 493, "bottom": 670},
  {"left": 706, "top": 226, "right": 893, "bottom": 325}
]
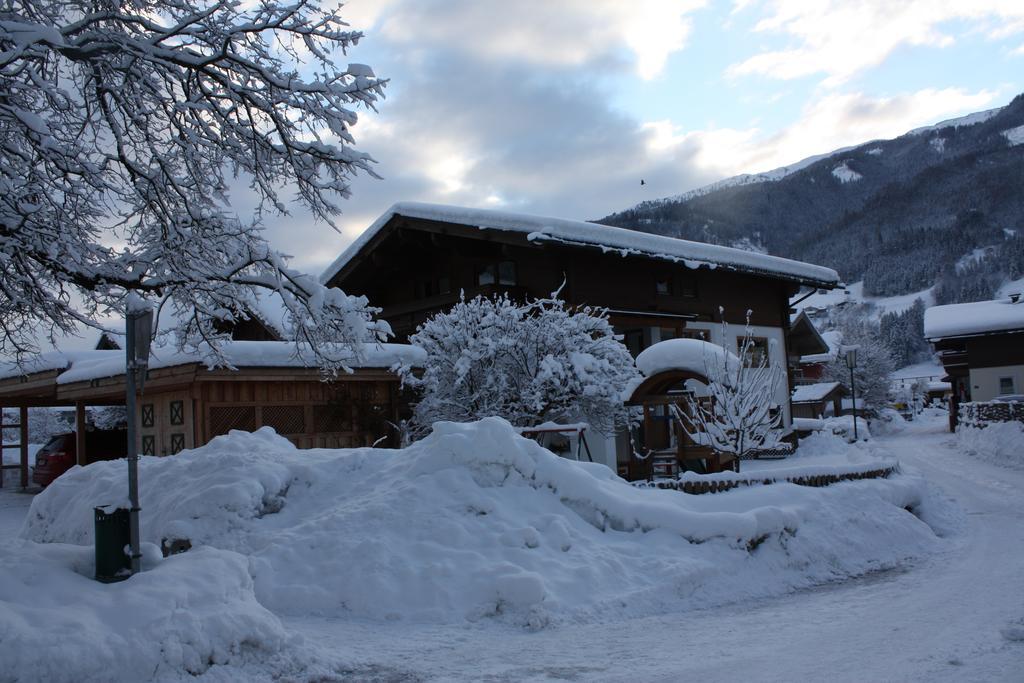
[{"left": 633, "top": 464, "right": 898, "bottom": 495}]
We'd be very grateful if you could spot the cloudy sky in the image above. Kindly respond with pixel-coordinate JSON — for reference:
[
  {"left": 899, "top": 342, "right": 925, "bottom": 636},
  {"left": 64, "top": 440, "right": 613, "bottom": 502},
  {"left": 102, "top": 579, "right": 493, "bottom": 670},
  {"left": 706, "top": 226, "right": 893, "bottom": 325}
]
[{"left": 255, "top": 0, "right": 1024, "bottom": 274}]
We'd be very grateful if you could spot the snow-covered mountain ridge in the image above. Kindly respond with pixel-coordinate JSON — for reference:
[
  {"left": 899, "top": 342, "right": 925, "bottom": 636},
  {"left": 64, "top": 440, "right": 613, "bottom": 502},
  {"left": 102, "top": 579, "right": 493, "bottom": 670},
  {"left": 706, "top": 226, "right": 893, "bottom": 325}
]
[{"left": 600, "top": 94, "right": 1024, "bottom": 307}]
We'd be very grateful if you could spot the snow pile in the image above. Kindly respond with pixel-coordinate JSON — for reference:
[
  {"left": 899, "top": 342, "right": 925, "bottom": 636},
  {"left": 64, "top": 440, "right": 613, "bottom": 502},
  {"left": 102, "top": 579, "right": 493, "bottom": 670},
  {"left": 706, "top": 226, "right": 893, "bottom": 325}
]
[
  {"left": 635, "top": 338, "right": 738, "bottom": 378},
  {"left": 0, "top": 541, "right": 286, "bottom": 682},
  {"left": 955, "top": 422, "right": 1024, "bottom": 470},
  {"left": 822, "top": 414, "right": 872, "bottom": 441},
  {"left": 22, "top": 418, "right": 940, "bottom": 630},
  {"left": 831, "top": 161, "right": 862, "bottom": 183}
]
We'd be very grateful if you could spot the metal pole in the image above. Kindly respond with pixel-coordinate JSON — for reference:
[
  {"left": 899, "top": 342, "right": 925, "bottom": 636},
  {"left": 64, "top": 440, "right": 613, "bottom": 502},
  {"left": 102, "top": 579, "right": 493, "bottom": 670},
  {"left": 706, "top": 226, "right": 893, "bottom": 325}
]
[
  {"left": 849, "top": 364, "right": 858, "bottom": 441},
  {"left": 125, "top": 316, "right": 142, "bottom": 575}
]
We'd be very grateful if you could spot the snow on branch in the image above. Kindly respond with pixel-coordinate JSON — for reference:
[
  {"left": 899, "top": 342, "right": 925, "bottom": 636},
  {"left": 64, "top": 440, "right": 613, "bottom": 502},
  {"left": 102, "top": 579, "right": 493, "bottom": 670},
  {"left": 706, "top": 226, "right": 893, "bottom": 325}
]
[
  {"left": 673, "top": 310, "right": 784, "bottom": 469},
  {"left": 399, "top": 293, "right": 641, "bottom": 437},
  {"left": 0, "top": 1, "right": 387, "bottom": 369}
]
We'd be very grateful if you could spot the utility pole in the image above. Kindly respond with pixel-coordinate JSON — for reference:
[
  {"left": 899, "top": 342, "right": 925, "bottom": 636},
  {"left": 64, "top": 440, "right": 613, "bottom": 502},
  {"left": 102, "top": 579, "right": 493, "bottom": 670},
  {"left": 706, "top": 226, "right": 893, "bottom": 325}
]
[{"left": 125, "top": 295, "right": 152, "bottom": 575}]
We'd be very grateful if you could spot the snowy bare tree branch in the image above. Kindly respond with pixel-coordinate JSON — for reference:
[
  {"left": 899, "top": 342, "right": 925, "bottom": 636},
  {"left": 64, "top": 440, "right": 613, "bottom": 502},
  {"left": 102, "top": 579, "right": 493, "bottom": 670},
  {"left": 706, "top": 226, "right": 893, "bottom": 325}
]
[
  {"left": 0, "top": 0, "right": 389, "bottom": 371},
  {"left": 673, "top": 311, "right": 784, "bottom": 470}
]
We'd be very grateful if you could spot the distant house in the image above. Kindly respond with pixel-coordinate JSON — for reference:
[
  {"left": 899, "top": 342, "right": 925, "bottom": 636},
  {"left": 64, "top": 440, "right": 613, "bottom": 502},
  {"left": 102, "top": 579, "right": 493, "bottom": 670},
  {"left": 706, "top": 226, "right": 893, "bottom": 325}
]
[
  {"left": 0, "top": 332, "right": 423, "bottom": 484},
  {"left": 322, "top": 202, "right": 840, "bottom": 476},
  {"left": 790, "top": 381, "right": 844, "bottom": 419},
  {"left": 924, "top": 293, "right": 1024, "bottom": 430},
  {"left": 788, "top": 312, "right": 837, "bottom": 385}
]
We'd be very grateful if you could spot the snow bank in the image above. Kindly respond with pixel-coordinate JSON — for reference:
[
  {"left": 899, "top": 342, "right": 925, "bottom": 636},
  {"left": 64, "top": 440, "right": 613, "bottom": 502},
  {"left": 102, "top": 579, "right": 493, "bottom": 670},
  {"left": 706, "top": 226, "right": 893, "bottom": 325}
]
[
  {"left": 0, "top": 541, "right": 285, "bottom": 683},
  {"left": 955, "top": 422, "right": 1024, "bottom": 470},
  {"left": 22, "top": 419, "right": 938, "bottom": 629}
]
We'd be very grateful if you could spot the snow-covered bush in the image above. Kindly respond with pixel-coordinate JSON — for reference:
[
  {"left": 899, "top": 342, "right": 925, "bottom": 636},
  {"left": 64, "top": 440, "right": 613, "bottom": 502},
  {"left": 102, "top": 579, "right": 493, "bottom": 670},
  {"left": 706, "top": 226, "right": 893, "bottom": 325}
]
[
  {"left": 0, "top": 1, "right": 389, "bottom": 372},
  {"left": 400, "top": 294, "right": 640, "bottom": 435},
  {"left": 673, "top": 314, "right": 785, "bottom": 467}
]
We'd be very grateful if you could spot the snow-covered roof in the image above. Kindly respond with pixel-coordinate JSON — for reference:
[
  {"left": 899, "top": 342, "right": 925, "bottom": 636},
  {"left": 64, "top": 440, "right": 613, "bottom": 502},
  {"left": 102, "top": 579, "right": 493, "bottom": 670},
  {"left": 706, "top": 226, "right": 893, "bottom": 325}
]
[
  {"left": 800, "top": 330, "right": 843, "bottom": 364},
  {"left": 1, "top": 342, "right": 425, "bottom": 385},
  {"left": 321, "top": 202, "right": 840, "bottom": 287},
  {"left": 635, "top": 338, "right": 739, "bottom": 378},
  {"left": 791, "top": 381, "right": 842, "bottom": 403},
  {"left": 923, "top": 296, "right": 1024, "bottom": 340},
  {"left": 0, "top": 350, "right": 114, "bottom": 381}
]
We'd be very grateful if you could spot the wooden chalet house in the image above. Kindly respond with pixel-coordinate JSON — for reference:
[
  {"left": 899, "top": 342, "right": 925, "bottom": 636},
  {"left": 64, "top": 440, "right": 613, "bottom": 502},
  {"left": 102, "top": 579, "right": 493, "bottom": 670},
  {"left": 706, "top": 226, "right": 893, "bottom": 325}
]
[
  {"left": 0, "top": 312, "right": 423, "bottom": 487},
  {"left": 925, "top": 293, "right": 1024, "bottom": 430},
  {"left": 321, "top": 202, "right": 840, "bottom": 475}
]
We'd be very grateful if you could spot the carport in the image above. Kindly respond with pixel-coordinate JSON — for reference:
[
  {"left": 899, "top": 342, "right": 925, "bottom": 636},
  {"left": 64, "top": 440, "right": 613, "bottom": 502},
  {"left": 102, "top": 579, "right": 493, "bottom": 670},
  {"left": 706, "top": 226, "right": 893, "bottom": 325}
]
[{"left": 0, "top": 354, "right": 125, "bottom": 488}]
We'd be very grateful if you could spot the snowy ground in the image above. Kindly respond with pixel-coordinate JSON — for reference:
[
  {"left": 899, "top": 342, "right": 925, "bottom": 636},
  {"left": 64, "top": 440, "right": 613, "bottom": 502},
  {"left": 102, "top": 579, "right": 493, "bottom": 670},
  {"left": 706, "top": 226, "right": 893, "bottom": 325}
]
[{"left": 1, "top": 415, "right": 1022, "bottom": 681}]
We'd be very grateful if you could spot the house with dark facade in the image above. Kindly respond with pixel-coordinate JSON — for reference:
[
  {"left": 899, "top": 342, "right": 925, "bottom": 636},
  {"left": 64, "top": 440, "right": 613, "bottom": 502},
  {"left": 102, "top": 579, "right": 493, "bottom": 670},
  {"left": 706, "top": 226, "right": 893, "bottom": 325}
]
[
  {"left": 925, "top": 293, "right": 1024, "bottom": 430},
  {"left": 322, "top": 202, "right": 840, "bottom": 473}
]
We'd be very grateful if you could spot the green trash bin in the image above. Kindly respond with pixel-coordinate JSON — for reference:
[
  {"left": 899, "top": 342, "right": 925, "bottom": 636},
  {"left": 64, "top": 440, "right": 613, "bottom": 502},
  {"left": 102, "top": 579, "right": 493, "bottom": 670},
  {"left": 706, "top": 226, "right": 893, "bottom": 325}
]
[{"left": 94, "top": 505, "right": 131, "bottom": 583}]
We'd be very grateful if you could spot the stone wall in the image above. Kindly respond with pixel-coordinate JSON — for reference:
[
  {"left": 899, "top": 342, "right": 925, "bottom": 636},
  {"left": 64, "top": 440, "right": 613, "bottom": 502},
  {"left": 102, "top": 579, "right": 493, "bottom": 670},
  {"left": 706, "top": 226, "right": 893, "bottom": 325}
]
[{"left": 959, "top": 401, "right": 1024, "bottom": 428}]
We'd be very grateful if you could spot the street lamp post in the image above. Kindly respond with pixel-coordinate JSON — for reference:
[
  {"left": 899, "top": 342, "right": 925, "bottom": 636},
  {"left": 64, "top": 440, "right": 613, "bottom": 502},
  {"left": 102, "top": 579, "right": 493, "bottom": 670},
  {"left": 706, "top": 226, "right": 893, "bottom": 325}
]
[
  {"left": 845, "top": 346, "right": 859, "bottom": 441},
  {"left": 125, "top": 296, "right": 153, "bottom": 575}
]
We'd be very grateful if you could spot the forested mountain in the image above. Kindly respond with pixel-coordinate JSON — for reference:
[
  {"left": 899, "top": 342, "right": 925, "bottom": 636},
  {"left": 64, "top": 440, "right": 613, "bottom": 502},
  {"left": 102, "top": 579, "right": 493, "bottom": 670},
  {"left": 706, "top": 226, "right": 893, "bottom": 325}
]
[{"left": 599, "top": 94, "right": 1024, "bottom": 306}]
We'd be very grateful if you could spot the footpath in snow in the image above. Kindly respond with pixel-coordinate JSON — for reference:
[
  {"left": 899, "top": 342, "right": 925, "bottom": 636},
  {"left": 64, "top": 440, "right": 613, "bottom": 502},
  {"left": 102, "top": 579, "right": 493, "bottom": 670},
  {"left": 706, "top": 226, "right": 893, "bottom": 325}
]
[{"left": 0, "top": 414, "right": 1013, "bottom": 681}]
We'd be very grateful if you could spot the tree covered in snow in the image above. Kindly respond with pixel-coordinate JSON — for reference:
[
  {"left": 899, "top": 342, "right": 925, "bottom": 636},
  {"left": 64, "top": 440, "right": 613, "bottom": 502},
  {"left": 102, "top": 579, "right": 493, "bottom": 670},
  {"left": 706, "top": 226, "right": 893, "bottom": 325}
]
[
  {"left": 400, "top": 294, "right": 640, "bottom": 436},
  {"left": 823, "top": 320, "right": 895, "bottom": 416},
  {"left": 88, "top": 405, "right": 127, "bottom": 430},
  {"left": 2, "top": 407, "right": 71, "bottom": 444},
  {"left": 0, "top": 1, "right": 389, "bottom": 372},
  {"left": 672, "top": 314, "right": 784, "bottom": 469},
  {"left": 879, "top": 298, "right": 930, "bottom": 368}
]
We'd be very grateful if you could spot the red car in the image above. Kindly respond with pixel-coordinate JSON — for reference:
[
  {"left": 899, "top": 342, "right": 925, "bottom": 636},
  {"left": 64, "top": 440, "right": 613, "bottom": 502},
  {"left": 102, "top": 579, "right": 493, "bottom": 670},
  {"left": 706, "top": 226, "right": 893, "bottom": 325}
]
[{"left": 32, "top": 429, "right": 128, "bottom": 487}]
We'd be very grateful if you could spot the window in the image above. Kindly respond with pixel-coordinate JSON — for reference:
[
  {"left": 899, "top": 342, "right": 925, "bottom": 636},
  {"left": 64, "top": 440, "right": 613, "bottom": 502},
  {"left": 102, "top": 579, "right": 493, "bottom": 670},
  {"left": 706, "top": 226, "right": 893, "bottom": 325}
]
[
  {"left": 655, "top": 279, "right": 670, "bottom": 295},
  {"left": 679, "top": 275, "right": 698, "bottom": 298},
  {"left": 622, "top": 329, "right": 644, "bottom": 357},
  {"left": 477, "top": 264, "right": 497, "bottom": 286},
  {"left": 477, "top": 261, "right": 517, "bottom": 287},
  {"left": 738, "top": 336, "right": 770, "bottom": 367},
  {"left": 416, "top": 275, "right": 452, "bottom": 298},
  {"left": 498, "top": 261, "right": 516, "bottom": 285},
  {"left": 999, "top": 377, "right": 1015, "bottom": 395},
  {"left": 659, "top": 327, "right": 678, "bottom": 341}
]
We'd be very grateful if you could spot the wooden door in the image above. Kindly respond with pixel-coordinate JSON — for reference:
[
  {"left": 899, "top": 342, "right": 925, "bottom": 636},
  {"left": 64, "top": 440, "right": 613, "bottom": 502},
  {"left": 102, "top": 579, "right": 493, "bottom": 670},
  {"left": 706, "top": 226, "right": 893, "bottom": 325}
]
[{"left": 137, "top": 392, "right": 194, "bottom": 456}]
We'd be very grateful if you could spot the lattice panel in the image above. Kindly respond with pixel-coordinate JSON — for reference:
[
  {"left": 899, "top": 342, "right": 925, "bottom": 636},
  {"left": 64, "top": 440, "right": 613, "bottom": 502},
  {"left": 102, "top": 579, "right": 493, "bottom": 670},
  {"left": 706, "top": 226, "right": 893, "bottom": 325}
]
[
  {"left": 261, "top": 405, "right": 306, "bottom": 435},
  {"left": 141, "top": 403, "right": 155, "bottom": 428},
  {"left": 313, "top": 404, "right": 353, "bottom": 433},
  {"left": 169, "top": 433, "right": 185, "bottom": 454},
  {"left": 208, "top": 406, "right": 257, "bottom": 436},
  {"left": 169, "top": 400, "right": 184, "bottom": 426}
]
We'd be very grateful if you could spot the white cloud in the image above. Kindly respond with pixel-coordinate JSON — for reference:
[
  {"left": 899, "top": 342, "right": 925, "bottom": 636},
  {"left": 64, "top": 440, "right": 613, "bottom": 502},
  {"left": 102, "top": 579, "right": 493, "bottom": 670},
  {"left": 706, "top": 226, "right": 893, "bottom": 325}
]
[
  {"left": 358, "top": 0, "right": 704, "bottom": 80},
  {"left": 646, "top": 87, "right": 1000, "bottom": 179},
  {"left": 729, "top": 1, "right": 1024, "bottom": 86}
]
